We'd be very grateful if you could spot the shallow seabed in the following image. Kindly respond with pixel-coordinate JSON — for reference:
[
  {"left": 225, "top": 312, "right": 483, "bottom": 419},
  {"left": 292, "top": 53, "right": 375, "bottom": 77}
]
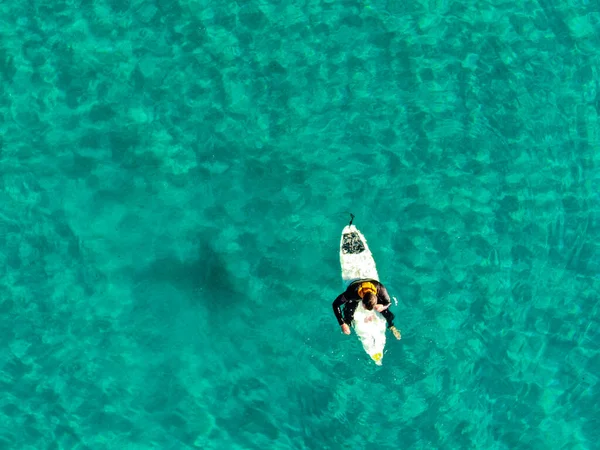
[{"left": 1, "top": 0, "right": 599, "bottom": 449}]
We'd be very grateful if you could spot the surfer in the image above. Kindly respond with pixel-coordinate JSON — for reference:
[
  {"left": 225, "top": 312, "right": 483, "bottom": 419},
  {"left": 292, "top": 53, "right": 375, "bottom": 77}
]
[{"left": 332, "top": 280, "right": 401, "bottom": 339}]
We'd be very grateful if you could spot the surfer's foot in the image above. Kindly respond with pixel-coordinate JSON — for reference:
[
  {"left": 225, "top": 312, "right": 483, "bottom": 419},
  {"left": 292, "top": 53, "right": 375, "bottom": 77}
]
[
  {"left": 341, "top": 323, "right": 351, "bottom": 335},
  {"left": 390, "top": 326, "right": 401, "bottom": 340}
]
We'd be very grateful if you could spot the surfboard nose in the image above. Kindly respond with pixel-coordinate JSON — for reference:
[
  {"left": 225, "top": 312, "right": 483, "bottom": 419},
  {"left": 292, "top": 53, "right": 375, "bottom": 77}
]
[{"left": 371, "top": 352, "right": 383, "bottom": 365}]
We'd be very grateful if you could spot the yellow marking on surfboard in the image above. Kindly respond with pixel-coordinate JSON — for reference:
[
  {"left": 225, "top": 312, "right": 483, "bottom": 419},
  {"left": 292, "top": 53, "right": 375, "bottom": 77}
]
[{"left": 372, "top": 352, "right": 382, "bottom": 362}]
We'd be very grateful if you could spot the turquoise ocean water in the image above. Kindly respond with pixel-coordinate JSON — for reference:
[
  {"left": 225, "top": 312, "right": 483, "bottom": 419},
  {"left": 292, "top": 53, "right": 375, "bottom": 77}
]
[{"left": 1, "top": 0, "right": 599, "bottom": 448}]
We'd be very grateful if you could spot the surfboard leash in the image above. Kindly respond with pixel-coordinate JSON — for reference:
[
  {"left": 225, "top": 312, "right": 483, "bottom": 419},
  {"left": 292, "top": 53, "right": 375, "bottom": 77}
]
[{"left": 349, "top": 213, "right": 355, "bottom": 226}]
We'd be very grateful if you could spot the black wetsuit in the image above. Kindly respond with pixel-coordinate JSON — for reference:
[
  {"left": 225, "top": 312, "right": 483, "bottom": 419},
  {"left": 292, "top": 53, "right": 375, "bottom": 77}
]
[{"left": 332, "top": 279, "right": 395, "bottom": 328}]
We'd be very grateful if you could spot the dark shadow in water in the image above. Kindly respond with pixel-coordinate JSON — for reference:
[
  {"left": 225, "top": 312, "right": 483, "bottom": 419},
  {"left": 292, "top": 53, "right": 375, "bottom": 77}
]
[{"left": 132, "top": 241, "right": 243, "bottom": 308}]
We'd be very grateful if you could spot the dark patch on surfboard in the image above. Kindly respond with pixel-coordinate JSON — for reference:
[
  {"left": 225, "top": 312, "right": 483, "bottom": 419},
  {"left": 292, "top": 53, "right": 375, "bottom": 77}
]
[{"left": 342, "top": 232, "right": 365, "bottom": 254}]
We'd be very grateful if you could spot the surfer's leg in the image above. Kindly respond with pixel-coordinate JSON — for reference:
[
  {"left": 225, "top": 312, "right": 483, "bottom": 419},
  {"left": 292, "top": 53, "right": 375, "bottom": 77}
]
[
  {"left": 381, "top": 309, "right": 395, "bottom": 328},
  {"left": 343, "top": 301, "right": 358, "bottom": 324},
  {"left": 381, "top": 309, "right": 401, "bottom": 339}
]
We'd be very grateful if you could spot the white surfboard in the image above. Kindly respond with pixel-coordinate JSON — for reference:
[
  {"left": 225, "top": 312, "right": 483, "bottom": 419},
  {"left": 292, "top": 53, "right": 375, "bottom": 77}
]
[{"left": 340, "top": 224, "right": 387, "bottom": 365}]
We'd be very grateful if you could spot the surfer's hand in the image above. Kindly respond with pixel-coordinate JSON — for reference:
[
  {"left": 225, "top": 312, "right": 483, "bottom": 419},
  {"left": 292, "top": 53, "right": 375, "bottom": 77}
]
[
  {"left": 374, "top": 304, "right": 387, "bottom": 312},
  {"left": 390, "top": 326, "right": 401, "bottom": 340},
  {"left": 341, "top": 324, "right": 351, "bottom": 335}
]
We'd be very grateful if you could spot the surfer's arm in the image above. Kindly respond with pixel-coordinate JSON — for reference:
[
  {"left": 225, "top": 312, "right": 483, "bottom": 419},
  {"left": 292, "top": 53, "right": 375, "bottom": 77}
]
[
  {"left": 332, "top": 294, "right": 347, "bottom": 326},
  {"left": 376, "top": 285, "right": 392, "bottom": 310}
]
